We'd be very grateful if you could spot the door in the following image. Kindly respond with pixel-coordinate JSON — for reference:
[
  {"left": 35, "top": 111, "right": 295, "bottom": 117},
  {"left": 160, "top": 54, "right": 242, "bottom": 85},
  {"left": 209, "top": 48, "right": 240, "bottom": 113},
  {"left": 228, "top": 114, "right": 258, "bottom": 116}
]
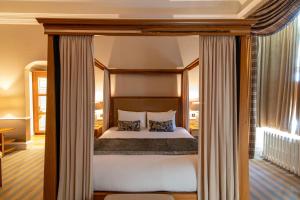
[{"left": 32, "top": 71, "right": 47, "bottom": 135}]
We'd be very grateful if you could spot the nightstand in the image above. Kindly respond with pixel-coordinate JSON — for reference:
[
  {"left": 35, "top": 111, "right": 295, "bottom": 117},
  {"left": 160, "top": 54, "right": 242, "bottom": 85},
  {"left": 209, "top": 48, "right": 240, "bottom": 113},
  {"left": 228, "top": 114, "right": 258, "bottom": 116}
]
[
  {"left": 189, "top": 119, "right": 199, "bottom": 137},
  {"left": 94, "top": 120, "right": 103, "bottom": 138}
]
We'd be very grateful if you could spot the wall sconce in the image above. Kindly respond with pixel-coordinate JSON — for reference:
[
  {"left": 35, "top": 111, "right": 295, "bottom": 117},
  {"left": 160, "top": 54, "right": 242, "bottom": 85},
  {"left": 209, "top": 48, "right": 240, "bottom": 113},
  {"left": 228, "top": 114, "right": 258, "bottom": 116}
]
[
  {"left": 95, "top": 102, "right": 103, "bottom": 120},
  {"left": 0, "top": 81, "right": 12, "bottom": 90}
]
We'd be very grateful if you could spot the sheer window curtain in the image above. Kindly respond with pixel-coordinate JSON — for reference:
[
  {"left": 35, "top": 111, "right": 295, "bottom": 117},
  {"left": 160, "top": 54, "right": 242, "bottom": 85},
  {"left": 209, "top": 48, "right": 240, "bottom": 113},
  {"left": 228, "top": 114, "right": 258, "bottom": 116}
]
[
  {"left": 198, "top": 36, "right": 239, "bottom": 200},
  {"left": 257, "top": 16, "right": 300, "bottom": 133},
  {"left": 182, "top": 70, "right": 190, "bottom": 130},
  {"left": 248, "top": 0, "right": 300, "bottom": 157},
  {"left": 103, "top": 69, "right": 110, "bottom": 131},
  {"left": 58, "top": 36, "right": 94, "bottom": 200}
]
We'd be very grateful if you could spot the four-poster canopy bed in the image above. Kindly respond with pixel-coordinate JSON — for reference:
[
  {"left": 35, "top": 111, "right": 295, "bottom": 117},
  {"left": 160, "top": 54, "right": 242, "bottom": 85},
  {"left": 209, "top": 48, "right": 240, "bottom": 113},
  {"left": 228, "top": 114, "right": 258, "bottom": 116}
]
[{"left": 37, "top": 18, "right": 254, "bottom": 200}]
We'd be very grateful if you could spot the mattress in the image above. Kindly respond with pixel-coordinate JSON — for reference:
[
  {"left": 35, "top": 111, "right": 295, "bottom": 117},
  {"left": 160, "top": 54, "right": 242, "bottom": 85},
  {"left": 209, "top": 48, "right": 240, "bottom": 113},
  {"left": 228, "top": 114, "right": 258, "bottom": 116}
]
[{"left": 93, "top": 127, "right": 197, "bottom": 192}]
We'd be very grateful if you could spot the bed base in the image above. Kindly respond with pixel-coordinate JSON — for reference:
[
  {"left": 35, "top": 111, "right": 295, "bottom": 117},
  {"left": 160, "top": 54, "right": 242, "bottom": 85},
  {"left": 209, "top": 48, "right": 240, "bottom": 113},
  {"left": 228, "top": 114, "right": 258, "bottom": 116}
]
[{"left": 94, "top": 191, "right": 197, "bottom": 200}]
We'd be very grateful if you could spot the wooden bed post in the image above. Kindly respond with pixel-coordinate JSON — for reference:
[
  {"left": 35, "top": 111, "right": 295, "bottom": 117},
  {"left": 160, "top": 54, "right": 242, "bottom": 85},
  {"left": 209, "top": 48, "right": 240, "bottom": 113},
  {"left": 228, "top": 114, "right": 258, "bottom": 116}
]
[
  {"left": 238, "top": 35, "right": 251, "bottom": 200},
  {"left": 44, "top": 35, "right": 58, "bottom": 200},
  {"left": 181, "top": 71, "right": 185, "bottom": 128}
]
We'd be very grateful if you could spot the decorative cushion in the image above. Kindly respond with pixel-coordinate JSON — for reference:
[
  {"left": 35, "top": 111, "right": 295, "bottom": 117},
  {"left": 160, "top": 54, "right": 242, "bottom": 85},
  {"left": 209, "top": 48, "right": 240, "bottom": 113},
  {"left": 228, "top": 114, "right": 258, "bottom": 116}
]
[
  {"left": 117, "top": 120, "right": 141, "bottom": 131},
  {"left": 147, "top": 111, "right": 176, "bottom": 130},
  {"left": 118, "top": 110, "right": 146, "bottom": 128},
  {"left": 149, "top": 120, "right": 174, "bottom": 132}
]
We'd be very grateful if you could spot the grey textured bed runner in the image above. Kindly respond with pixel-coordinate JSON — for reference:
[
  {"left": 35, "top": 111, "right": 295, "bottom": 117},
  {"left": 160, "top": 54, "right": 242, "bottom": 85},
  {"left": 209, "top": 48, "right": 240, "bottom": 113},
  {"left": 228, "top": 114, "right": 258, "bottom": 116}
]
[{"left": 94, "top": 138, "right": 198, "bottom": 155}]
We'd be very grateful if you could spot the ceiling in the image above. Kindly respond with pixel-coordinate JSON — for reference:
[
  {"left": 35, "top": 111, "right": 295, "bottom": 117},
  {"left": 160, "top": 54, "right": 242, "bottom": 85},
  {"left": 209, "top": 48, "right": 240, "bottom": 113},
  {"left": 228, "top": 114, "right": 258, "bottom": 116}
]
[{"left": 0, "top": 0, "right": 266, "bottom": 24}]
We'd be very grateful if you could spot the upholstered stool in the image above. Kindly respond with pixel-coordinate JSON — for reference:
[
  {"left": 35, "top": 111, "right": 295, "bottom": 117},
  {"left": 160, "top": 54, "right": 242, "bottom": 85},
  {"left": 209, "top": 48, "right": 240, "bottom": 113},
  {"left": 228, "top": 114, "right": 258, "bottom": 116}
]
[{"left": 104, "top": 194, "right": 175, "bottom": 200}]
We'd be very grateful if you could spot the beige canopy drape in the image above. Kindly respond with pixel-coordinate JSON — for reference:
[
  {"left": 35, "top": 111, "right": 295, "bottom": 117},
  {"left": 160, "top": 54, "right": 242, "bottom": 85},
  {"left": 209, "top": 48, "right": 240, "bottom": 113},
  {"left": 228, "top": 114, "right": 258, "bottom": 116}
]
[
  {"left": 182, "top": 70, "right": 190, "bottom": 130},
  {"left": 198, "top": 36, "right": 239, "bottom": 200},
  {"left": 257, "top": 17, "right": 300, "bottom": 132},
  {"left": 58, "top": 36, "right": 94, "bottom": 200},
  {"left": 103, "top": 69, "right": 110, "bottom": 131}
]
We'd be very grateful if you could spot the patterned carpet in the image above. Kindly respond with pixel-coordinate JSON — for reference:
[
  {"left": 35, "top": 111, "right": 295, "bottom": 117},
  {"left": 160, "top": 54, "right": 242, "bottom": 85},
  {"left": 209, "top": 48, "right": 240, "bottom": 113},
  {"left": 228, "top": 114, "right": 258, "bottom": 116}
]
[
  {"left": 0, "top": 144, "right": 299, "bottom": 200},
  {"left": 0, "top": 136, "right": 44, "bottom": 200},
  {"left": 250, "top": 159, "right": 300, "bottom": 200}
]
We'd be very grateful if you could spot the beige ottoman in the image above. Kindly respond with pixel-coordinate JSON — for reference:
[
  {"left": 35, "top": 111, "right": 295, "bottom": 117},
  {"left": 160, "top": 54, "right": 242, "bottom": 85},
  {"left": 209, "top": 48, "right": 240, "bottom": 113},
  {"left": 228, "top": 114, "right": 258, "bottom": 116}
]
[{"left": 104, "top": 194, "right": 175, "bottom": 200}]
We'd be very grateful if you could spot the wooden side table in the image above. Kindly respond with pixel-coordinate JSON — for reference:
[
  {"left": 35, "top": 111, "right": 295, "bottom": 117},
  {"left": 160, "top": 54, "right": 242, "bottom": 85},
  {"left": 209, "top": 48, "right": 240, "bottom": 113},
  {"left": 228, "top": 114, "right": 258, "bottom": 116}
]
[
  {"left": 0, "top": 128, "right": 16, "bottom": 156},
  {"left": 189, "top": 119, "right": 199, "bottom": 136},
  {"left": 94, "top": 125, "right": 103, "bottom": 138},
  {"left": 94, "top": 120, "right": 103, "bottom": 138}
]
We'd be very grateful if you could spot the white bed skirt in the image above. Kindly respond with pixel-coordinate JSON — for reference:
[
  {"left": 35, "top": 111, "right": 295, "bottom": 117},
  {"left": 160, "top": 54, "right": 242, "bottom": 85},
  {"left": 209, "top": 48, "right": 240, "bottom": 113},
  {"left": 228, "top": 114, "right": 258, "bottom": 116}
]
[
  {"left": 93, "top": 127, "right": 197, "bottom": 192},
  {"left": 93, "top": 154, "right": 197, "bottom": 192}
]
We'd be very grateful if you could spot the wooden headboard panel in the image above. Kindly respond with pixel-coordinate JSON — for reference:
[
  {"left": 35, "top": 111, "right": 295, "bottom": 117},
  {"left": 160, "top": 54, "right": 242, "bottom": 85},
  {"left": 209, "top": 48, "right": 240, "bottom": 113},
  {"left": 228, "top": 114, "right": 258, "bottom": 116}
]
[{"left": 109, "top": 97, "right": 183, "bottom": 128}]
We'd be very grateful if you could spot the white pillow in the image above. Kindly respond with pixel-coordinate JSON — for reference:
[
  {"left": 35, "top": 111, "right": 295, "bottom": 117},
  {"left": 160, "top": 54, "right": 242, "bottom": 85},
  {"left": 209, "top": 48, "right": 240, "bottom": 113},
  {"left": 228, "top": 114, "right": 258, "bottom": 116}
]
[
  {"left": 118, "top": 110, "right": 146, "bottom": 128},
  {"left": 147, "top": 110, "right": 176, "bottom": 130}
]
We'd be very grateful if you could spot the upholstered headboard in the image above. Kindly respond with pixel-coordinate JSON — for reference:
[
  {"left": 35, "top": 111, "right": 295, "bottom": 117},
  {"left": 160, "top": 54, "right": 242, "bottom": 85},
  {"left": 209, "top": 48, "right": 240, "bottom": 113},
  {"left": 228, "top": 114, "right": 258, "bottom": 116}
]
[{"left": 109, "top": 97, "right": 183, "bottom": 128}]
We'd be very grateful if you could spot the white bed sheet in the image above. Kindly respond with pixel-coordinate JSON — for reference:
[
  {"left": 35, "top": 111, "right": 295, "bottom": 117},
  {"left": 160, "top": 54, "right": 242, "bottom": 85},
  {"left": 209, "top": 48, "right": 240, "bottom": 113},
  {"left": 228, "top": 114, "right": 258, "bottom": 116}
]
[{"left": 93, "top": 127, "right": 197, "bottom": 192}]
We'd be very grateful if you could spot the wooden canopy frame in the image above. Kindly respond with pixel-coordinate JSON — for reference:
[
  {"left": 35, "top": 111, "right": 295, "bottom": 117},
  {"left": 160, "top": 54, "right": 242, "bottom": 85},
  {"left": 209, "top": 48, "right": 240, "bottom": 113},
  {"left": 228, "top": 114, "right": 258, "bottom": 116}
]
[
  {"left": 95, "top": 58, "right": 188, "bottom": 130},
  {"left": 96, "top": 56, "right": 199, "bottom": 129},
  {"left": 38, "top": 18, "right": 254, "bottom": 200}
]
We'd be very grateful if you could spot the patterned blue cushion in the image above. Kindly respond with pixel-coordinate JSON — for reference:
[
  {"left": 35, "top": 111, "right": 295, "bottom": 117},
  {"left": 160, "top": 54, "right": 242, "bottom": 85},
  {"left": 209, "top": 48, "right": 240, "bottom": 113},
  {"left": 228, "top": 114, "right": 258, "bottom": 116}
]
[
  {"left": 118, "top": 120, "right": 141, "bottom": 131},
  {"left": 149, "top": 120, "right": 174, "bottom": 132}
]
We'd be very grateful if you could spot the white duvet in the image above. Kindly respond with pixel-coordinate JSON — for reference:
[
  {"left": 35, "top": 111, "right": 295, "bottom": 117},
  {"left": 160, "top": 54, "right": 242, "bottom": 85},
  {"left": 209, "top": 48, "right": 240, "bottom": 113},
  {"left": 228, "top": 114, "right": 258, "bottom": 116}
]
[{"left": 93, "top": 127, "right": 197, "bottom": 192}]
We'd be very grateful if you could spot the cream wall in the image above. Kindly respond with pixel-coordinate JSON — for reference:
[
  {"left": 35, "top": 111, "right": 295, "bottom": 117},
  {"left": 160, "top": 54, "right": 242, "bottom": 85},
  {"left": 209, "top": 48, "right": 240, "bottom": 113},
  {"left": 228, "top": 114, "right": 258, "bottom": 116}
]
[
  {"left": 0, "top": 25, "right": 47, "bottom": 142},
  {"left": 94, "top": 36, "right": 199, "bottom": 68},
  {"left": 0, "top": 25, "right": 47, "bottom": 117},
  {"left": 111, "top": 74, "right": 181, "bottom": 97},
  {"left": 0, "top": 28, "right": 199, "bottom": 142},
  {"left": 94, "top": 35, "right": 199, "bottom": 97}
]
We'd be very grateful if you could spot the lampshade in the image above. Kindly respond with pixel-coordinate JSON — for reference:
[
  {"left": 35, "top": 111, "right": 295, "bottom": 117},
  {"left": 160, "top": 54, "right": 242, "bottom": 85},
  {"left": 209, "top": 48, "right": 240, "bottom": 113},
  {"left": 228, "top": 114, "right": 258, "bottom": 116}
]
[
  {"left": 95, "top": 102, "right": 103, "bottom": 110},
  {"left": 190, "top": 101, "right": 199, "bottom": 111}
]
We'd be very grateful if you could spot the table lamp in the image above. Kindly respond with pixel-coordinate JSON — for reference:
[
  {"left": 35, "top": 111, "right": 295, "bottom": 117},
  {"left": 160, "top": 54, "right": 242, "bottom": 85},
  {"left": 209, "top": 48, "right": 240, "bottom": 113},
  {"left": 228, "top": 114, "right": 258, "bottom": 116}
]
[
  {"left": 95, "top": 102, "right": 103, "bottom": 120},
  {"left": 189, "top": 101, "right": 199, "bottom": 120}
]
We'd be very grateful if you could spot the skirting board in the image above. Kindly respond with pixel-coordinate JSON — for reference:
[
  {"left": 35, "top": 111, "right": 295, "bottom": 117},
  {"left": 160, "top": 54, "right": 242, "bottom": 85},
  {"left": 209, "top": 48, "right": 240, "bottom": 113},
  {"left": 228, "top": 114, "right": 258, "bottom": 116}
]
[
  {"left": 94, "top": 192, "right": 197, "bottom": 200},
  {"left": 11, "top": 141, "right": 32, "bottom": 150}
]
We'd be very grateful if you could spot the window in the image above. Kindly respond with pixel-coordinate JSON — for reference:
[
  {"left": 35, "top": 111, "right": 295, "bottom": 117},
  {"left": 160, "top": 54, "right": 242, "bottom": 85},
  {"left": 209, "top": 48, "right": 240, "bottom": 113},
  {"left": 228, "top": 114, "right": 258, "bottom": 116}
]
[
  {"left": 32, "top": 71, "right": 47, "bottom": 134},
  {"left": 291, "top": 14, "right": 300, "bottom": 134},
  {"left": 295, "top": 15, "right": 300, "bottom": 82}
]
